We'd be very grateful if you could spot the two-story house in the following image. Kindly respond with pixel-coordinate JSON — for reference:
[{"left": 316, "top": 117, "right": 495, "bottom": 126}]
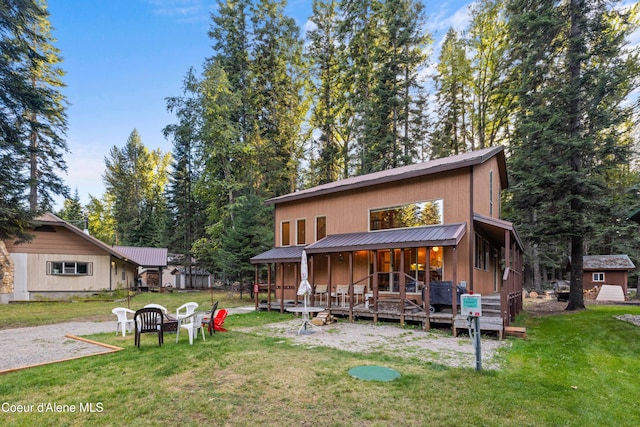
[{"left": 251, "top": 146, "right": 524, "bottom": 332}]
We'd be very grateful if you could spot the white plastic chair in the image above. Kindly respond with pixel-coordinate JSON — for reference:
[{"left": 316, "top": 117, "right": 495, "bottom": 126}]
[
  {"left": 176, "top": 302, "right": 199, "bottom": 320},
  {"left": 176, "top": 311, "right": 206, "bottom": 345},
  {"left": 112, "top": 307, "right": 135, "bottom": 337},
  {"left": 331, "top": 284, "right": 349, "bottom": 307},
  {"left": 144, "top": 303, "right": 168, "bottom": 315}
]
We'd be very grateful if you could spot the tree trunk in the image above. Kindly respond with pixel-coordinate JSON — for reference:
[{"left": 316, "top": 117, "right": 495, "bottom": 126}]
[{"left": 566, "top": 234, "right": 585, "bottom": 310}]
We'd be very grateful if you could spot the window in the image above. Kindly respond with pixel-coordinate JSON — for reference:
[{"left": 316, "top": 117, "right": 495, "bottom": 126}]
[
  {"left": 47, "top": 261, "right": 93, "bottom": 276},
  {"left": 593, "top": 272, "right": 605, "bottom": 282},
  {"left": 297, "top": 219, "right": 306, "bottom": 245},
  {"left": 370, "top": 200, "right": 443, "bottom": 231},
  {"left": 316, "top": 216, "right": 326, "bottom": 241},
  {"left": 281, "top": 221, "right": 290, "bottom": 246},
  {"left": 474, "top": 234, "right": 489, "bottom": 271}
]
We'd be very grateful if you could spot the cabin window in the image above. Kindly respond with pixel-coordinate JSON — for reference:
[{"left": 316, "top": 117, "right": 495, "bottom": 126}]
[
  {"left": 281, "top": 221, "right": 290, "bottom": 246},
  {"left": 474, "top": 234, "right": 489, "bottom": 271},
  {"left": 376, "top": 247, "right": 442, "bottom": 293},
  {"left": 316, "top": 216, "right": 326, "bottom": 241},
  {"left": 47, "top": 261, "right": 93, "bottom": 276},
  {"left": 297, "top": 219, "right": 306, "bottom": 245},
  {"left": 370, "top": 199, "right": 443, "bottom": 231},
  {"left": 592, "top": 272, "right": 605, "bottom": 282}
]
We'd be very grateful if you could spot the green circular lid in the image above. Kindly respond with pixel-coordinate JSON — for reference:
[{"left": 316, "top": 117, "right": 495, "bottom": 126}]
[{"left": 348, "top": 365, "right": 400, "bottom": 382}]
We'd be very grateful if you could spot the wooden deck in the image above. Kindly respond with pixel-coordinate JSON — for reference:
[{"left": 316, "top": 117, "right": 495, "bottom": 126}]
[{"left": 257, "top": 294, "right": 506, "bottom": 338}]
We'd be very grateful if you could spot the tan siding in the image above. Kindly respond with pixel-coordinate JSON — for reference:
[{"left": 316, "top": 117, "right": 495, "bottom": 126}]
[
  {"left": 6, "top": 227, "right": 108, "bottom": 256},
  {"left": 274, "top": 170, "right": 472, "bottom": 246},
  {"left": 27, "top": 253, "right": 111, "bottom": 291}
]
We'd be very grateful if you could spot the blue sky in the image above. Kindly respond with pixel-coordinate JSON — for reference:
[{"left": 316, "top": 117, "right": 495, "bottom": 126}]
[{"left": 46, "top": 0, "right": 474, "bottom": 209}]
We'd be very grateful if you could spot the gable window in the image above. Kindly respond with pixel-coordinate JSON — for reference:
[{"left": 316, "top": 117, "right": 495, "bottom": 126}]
[
  {"left": 370, "top": 200, "right": 443, "bottom": 231},
  {"left": 281, "top": 221, "right": 290, "bottom": 246},
  {"left": 593, "top": 272, "right": 605, "bottom": 282},
  {"left": 297, "top": 219, "right": 306, "bottom": 245},
  {"left": 47, "top": 261, "right": 93, "bottom": 276},
  {"left": 316, "top": 216, "right": 326, "bottom": 241}
]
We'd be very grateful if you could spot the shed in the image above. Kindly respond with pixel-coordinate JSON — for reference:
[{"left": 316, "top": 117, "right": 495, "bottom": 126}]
[{"left": 581, "top": 255, "right": 635, "bottom": 295}]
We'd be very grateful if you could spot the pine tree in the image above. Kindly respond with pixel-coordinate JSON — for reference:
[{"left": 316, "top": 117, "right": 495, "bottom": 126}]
[
  {"left": 431, "top": 27, "right": 471, "bottom": 157},
  {"left": 506, "top": 0, "right": 640, "bottom": 309}
]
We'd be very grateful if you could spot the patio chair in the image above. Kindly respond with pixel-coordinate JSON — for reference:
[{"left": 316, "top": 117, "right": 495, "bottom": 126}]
[
  {"left": 176, "top": 311, "right": 206, "bottom": 345},
  {"left": 314, "top": 284, "right": 328, "bottom": 305},
  {"left": 144, "top": 303, "right": 168, "bottom": 315},
  {"left": 353, "top": 284, "right": 366, "bottom": 304},
  {"left": 134, "top": 307, "right": 164, "bottom": 348},
  {"left": 112, "top": 307, "right": 135, "bottom": 337},
  {"left": 331, "top": 284, "right": 349, "bottom": 307},
  {"left": 176, "top": 302, "right": 199, "bottom": 320},
  {"left": 213, "top": 309, "right": 228, "bottom": 332},
  {"left": 203, "top": 301, "right": 219, "bottom": 336}
]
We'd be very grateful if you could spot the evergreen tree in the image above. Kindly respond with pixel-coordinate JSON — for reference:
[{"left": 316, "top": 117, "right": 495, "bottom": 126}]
[
  {"left": 250, "top": 0, "right": 307, "bottom": 197},
  {"left": 506, "top": 0, "right": 640, "bottom": 309},
  {"left": 0, "top": 0, "right": 66, "bottom": 244},
  {"left": 307, "top": 0, "right": 351, "bottom": 185},
  {"left": 467, "top": 0, "right": 513, "bottom": 149},
  {"left": 86, "top": 193, "right": 116, "bottom": 245},
  {"left": 57, "top": 188, "right": 83, "bottom": 227},
  {"left": 431, "top": 27, "right": 471, "bottom": 157},
  {"left": 25, "top": 0, "right": 68, "bottom": 212},
  {"left": 103, "top": 129, "right": 171, "bottom": 246}
]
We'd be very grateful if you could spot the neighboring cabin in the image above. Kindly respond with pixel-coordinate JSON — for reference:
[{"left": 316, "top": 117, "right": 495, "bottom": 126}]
[
  {"left": 0, "top": 213, "right": 169, "bottom": 303},
  {"left": 581, "top": 254, "right": 635, "bottom": 295},
  {"left": 251, "top": 146, "right": 525, "bottom": 330}
]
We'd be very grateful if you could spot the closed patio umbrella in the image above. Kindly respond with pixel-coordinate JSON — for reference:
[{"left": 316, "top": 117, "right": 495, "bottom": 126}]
[{"left": 297, "top": 250, "right": 312, "bottom": 310}]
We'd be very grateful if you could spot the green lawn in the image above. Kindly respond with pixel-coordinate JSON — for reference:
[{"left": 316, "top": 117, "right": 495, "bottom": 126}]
[{"left": 1, "top": 292, "right": 639, "bottom": 426}]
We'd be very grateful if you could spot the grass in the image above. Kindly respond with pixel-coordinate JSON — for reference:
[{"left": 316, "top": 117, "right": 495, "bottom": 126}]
[{"left": 1, "top": 293, "right": 640, "bottom": 426}]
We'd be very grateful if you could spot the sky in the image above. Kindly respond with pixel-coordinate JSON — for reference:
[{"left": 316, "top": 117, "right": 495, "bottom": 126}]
[{"left": 47, "top": 0, "right": 473, "bottom": 210}]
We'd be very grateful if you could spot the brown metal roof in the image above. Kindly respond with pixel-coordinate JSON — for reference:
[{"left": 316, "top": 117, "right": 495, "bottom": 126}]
[
  {"left": 305, "top": 223, "right": 467, "bottom": 254},
  {"left": 473, "top": 213, "right": 524, "bottom": 251},
  {"left": 266, "top": 146, "right": 507, "bottom": 206},
  {"left": 250, "top": 246, "right": 305, "bottom": 264},
  {"left": 114, "top": 246, "right": 168, "bottom": 267},
  {"left": 583, "top": 255, "right": 635, "bottom": 271}
]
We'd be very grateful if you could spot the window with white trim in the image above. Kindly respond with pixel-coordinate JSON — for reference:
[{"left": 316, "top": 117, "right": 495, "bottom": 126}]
[
  {"left": 47, "top": 261, "right": 93, "bottom": 276},
  {"left": 592, "top": 272, "right": 605, "bottom": 282}
]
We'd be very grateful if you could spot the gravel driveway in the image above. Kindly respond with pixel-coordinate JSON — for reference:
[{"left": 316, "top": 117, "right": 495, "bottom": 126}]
[{"left": 0, "top": 321, "right": 117, "bottom": 373}]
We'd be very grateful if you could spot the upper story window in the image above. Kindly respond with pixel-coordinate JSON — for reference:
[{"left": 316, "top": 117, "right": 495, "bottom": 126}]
[
  {"left": 593, "top": 272, "right": 605, "bottom": 282},
  {"left": 47, "top": 261, "right": 93, "bottom": 276},
  {"left": 370, "top": 200, "right": 443, "bottom": 231},
  {"left": 316, "top": 216, "right": 326, "bottom": 241},
  {"left": 281, "top": 221, "right": 290, "bottom": 246},
  {"left": 297, "top": 219, "right": 306, "bottom": 245}
]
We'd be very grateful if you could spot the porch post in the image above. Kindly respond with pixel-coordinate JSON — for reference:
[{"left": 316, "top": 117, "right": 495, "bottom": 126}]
[
  {"left": 280, "top": 263, "right": 285, "bottom": 314},
  {"left": 294, "top": 262, "right": 299, "bottom": 306},
  {"left": 254, "top": 265, "right": 259, "bottom": 310},
  {"left": 399, "top": 248, "right": 406, "bottom": 326},
  {"left": 502, "top": 229, "right": 511, "bottom": 325},
  {"left": 310, "top": 255, "right": 315, "bottom": 306},
  {"left": 267, "top": 263, "right": 272, "bottom": 312},
  {"left": 452, "top": 246, "right": 458, "bottom": 320},
  {"left": 424, "top": 247, "right": 431, "bottom": 331},
  {"left": 327, "top": 254, "right": 332, "bottom": 309},
  {"left": 373, "top": 250, "right": 378, "bottom": 323},
  {"left": 348, "top": 252, "right": 354, "bottom": 321}
]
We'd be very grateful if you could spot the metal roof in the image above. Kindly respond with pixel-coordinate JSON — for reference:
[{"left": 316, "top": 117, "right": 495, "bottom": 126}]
[
  {"left": 250, "top": 246, "right": 305, "bottom": 264},
  {"left": 473, "top": 213, "right": 524, "bottom": 252},
  {"left": 114, "top": 246, "right": 168, "bottom": 267},
  {"left": 266, "top": 146, "right": 507, "bottom": 206},
  {"left": 583, "top": 255, "right": 635, "bottom": 271},
  {"left": 305, "top": 223, "right": 467, "bottom": 254}
]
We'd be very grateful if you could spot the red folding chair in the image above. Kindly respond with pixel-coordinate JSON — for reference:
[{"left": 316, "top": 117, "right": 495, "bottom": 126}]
[{"left": 213, "top": 309, "right": 228, "bottom": 332}]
